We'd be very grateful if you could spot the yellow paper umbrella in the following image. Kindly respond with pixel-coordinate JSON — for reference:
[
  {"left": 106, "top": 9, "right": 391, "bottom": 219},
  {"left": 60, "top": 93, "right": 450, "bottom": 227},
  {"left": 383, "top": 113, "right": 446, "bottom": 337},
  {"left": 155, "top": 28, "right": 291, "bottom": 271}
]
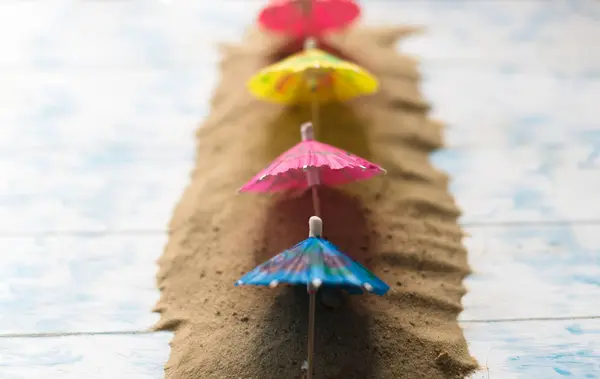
[{"left": 247, "top": 47, "right": 379, "bottom": 105}]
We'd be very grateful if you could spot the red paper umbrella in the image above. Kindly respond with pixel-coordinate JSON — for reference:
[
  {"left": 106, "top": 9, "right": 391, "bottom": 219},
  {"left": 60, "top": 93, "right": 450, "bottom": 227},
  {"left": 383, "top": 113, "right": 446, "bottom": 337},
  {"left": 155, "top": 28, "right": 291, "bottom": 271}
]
[{"left": 258, "top": 0, "right": 361, "bottom": 38}]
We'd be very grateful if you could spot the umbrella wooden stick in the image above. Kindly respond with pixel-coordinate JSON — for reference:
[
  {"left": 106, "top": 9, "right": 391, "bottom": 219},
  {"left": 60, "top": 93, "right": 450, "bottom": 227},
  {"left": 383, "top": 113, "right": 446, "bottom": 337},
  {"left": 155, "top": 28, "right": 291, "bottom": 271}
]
[
  {"left": 298, "top": 0, "right": 313, "bottom": 17},
  {"left": 304, "top": 36, "right": 316, "bottom": 51},
  {"left": 306, "top": 216, "right": 324, "bottom": 379},
  {"left": 311, "top": 187, "right": 321, "bottom": 217},
  {"left": 307, "top": 93, "right": 319, "bottom": 140},
  {"left": 310, "top": 94, "right": 319, "bottom": 137},
  {"left": 307, "top": 287, "right": 317, "bottom": 379},
  {"left": 303, "top": 37, "right": 320, "bottom": 139},
  {"left": 301, "top": 123, "right": 321, "bottom": 217}
]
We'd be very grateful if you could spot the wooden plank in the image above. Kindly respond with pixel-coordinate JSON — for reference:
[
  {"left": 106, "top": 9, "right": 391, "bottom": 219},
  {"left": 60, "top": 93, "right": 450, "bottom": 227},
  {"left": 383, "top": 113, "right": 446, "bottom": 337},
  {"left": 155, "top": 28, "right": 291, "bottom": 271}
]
[
  {"left": 0, "top": 71, "right": 210, "bottom": 150},
  {"left": 2, "top": 321, "right": 599, "bottom": 379},
  {"left": 8, "top": 0, "right": 596, "bottom": 69},
  {"left": 0, "top": 1, "right": 253, "bottom": 67},
  {"left": 0, "top": 332, "right": 171, "bottom": 379},
  {"left": 421, "top": 68, "right": 600, "bottom": 148},
  {"left": 3, "top": 1, "right": 597, "bottom": 70},
  {"left": 0, "top": 149, "right": 191, "bottom": 233},
  {"left": 9, "top": 208, "right": 598, "bottom": 349},
  {"left": 0, "top": 235, "right": 164, "bottom": 334},
  {"left": 432, "top": 146, "right": 600, "bottom": 223},
  {"left": 461, "top": 224, "right": 600, "bottom": 321},
  {"left": 3, "top": 321, "right": 599, "bottom": 379},
  {"left": 3, "top": 67, "right": 597, "bottom": 151},
  {"left": 365, "top": 1, "right": 600, "bottom": 68},
  {"left": 466, "top": 319, "right": 600, "bottom": 379}
]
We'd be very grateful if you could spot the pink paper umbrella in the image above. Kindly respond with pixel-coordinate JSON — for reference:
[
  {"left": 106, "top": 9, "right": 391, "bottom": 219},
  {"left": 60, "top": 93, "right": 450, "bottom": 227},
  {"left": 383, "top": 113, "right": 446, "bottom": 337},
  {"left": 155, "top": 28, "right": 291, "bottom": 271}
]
[
  {"left": 239, "top": 122, "right": 385, "bottom": 216},
  {"left": 258, "top": 0, "right": 361, "bottom": 38}
]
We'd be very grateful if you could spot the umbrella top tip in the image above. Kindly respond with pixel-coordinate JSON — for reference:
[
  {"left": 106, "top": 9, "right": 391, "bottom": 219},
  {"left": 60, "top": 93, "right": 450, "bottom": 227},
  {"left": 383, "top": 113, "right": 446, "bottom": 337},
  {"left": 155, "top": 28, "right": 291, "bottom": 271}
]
[
  {"left": 301, "top": 122, "right": 314, "bottom": 141},
  {"left": 309, "top": 216, "right": 322, "bottom": 237},
  {"left": 303, "top": 37, "right": 316, "bottom": 50}
]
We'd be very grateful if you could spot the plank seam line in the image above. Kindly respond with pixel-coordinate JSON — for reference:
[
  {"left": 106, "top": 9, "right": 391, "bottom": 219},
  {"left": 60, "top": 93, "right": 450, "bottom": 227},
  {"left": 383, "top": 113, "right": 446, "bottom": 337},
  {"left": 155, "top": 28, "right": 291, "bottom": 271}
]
[
  {"left": 2, "top": 315, "right": 600, "bottom": 339},
  {"left": 460, "top": 315, "right": 600, "bottom": 324},
  {"left": 0, "top": 330, "right": 160, "bottom": 339}
]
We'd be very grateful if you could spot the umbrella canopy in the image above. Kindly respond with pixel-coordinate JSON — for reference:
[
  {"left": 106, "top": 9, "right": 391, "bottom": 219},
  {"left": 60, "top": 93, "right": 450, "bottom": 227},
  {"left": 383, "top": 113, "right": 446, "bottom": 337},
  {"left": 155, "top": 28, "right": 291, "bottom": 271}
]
[
  {"left": 247, "top": 47, "right": 378, "bottom": 104},
  {"left": 236, "top": 236, "right": 389, "bottom": 296},
  {"left": 238, "top": 129, "right": 385, "bottom": 193},
  {"left": 235, "top": 216, "right": 388, "bottom": 379},
  {"left": 258, "top": 0, "right": 361, "bottom": 38}
]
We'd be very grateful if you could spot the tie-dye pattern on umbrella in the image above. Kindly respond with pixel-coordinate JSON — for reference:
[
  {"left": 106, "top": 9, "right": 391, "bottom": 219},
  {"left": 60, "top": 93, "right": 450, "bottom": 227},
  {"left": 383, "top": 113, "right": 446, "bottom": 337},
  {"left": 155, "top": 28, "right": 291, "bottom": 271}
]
[
  {"left": 236, "top": 216, "right": 388, "bottom": 379},
  {"left": 236, "top": 236, "right": 389, "bottom": 296}
]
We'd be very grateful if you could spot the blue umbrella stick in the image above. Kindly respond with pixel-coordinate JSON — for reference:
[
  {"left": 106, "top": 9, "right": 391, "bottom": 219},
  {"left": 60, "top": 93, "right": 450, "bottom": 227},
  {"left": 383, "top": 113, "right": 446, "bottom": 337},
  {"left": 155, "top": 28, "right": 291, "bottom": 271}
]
[
  {"left": 305, "top": 216, "right": 323, "bottom": 379},
  {"left": 307, "top": 285, "right": 317, "bottom": 379}
]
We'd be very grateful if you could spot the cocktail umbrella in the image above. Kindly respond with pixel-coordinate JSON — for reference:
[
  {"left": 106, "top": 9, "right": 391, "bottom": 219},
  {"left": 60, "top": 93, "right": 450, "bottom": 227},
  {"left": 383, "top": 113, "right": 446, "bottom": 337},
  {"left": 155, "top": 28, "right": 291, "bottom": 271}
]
[
  {"left": 247, "top": 47, "right": 377, "bottom": 104},
  {"left": 238, "top": 122, "right": 385, "bottom": 216},
  {"left": 258, "top": 0, "right": 361, "bottom": 39},
  {"left": 236, "top": 216, "right": 389, "bottom": 379},
  {"left": 246, "top": 47, "right": 378, "bottom": 134}
]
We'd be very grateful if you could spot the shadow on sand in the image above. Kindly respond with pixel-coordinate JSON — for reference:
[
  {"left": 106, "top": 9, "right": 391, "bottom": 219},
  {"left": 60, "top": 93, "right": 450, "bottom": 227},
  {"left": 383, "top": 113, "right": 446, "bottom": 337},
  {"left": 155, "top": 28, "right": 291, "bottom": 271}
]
[{"left": 244, "top": 103, "right": 381, "bottom": 378}]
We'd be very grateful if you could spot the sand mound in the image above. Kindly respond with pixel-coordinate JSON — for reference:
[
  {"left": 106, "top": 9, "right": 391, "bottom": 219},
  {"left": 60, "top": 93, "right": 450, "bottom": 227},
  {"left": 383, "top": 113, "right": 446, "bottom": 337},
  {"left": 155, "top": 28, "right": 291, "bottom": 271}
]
[{"left": 154, "top": 26, "right": 478, "bottom": 379}]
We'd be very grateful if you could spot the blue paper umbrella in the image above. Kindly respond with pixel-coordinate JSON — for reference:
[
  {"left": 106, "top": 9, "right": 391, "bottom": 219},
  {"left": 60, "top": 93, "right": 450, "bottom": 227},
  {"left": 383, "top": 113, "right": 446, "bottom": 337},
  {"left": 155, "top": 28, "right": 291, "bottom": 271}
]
[
  {"left": 235, "top": 216, "right": 389, "bottom": 379},
  {"left": 236, "top": 237, "right": 390, "bottom": 296}
]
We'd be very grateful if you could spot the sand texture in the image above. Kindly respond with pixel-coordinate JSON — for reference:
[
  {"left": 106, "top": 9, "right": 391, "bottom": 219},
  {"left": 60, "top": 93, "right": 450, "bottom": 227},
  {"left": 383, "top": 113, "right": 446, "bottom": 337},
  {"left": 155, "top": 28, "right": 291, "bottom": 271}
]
[{"left": 154, "top": 26, "right": 478, "bottom": 379}]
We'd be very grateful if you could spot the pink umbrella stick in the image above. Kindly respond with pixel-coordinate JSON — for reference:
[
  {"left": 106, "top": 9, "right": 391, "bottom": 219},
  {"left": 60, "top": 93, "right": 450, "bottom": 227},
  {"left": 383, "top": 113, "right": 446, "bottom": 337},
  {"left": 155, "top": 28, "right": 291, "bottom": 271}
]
[{"left": 301, "top": 122, "right": 321, "bottom": 217}]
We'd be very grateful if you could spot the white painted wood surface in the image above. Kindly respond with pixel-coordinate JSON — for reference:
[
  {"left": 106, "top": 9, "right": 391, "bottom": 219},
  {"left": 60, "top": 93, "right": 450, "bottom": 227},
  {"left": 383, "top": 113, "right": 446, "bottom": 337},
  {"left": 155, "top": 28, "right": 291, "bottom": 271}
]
[
  {"left": 0, "top": 333, "right": 171, "bottom": 379},
  {"left": 463, "top": 224, "right": 600, "bottom": 322},
  {"left": 466, "top": 319, "right": 600, "bottom": 379},
  {"left": 0, "top": 1, "right": 598, "bottom": 378}
]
